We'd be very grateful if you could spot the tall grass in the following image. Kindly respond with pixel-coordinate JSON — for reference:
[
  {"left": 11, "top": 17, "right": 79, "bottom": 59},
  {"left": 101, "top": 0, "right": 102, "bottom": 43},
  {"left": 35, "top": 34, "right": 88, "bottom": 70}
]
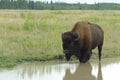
[{"left": 0, "top": 10, "right": 120, "bottom": 67}]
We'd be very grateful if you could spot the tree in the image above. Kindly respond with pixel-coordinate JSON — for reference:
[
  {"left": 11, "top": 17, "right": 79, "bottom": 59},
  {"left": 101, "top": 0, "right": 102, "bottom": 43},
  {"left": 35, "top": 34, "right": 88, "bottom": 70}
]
[
  {"left": 0, "top": 0, "right": 10, "bottom": 9},
  {"left": 16, "top": 0, "right": 28, "bottom": 9},
  {"left": 29, "top": 0, "right": 34, "bottom": 9}
]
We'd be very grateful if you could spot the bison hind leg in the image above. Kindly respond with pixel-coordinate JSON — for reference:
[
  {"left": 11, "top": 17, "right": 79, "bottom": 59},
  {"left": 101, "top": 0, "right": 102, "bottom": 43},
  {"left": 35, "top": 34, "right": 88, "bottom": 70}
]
[{"left": 98, "top": 42, "right": 103, "bottom": 61}]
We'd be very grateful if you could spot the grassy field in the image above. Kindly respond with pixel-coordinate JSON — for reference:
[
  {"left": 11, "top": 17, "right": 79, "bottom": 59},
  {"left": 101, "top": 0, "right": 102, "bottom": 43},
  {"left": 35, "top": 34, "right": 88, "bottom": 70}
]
[{"left": 0, "top": 10, "right": 120, "bottom": 67}]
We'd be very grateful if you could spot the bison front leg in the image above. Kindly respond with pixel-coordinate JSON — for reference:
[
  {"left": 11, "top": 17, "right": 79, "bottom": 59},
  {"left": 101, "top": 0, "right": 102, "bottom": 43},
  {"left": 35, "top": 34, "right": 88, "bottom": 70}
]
[{"left": 79, "top": 50, "right": 92, "bottom": 63}]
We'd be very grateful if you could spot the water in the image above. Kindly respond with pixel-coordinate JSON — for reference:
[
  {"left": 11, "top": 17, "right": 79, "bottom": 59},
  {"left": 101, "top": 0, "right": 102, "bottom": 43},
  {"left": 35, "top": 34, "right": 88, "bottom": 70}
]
[{"left": 0, "top": 58, "right": 120, "bottom": 80}]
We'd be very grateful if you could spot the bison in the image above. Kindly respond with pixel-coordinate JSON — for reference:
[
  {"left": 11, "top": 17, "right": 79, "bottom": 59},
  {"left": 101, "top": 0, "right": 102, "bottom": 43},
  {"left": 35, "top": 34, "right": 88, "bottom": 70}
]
[{"left": 61, "top": 21, "right": 104, "bottom": 63}]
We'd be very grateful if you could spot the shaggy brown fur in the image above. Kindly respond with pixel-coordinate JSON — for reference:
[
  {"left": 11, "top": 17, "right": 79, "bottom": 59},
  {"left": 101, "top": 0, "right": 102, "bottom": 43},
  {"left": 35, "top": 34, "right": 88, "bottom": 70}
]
[{"left": 72, "top": 21, "right": 92, "bottom": 50}]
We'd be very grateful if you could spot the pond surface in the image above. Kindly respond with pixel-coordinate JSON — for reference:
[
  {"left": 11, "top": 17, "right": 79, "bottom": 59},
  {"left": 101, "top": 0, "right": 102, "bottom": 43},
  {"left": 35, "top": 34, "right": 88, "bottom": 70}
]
[{"left": 0, "top": 58, "right": 120, "bottom": 80}]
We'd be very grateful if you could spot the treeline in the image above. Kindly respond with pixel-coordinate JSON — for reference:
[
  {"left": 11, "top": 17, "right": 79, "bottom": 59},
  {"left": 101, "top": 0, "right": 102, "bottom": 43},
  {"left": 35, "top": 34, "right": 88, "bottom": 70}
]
[{"left": 0, "top": 0, "right": 120, "bottom": 10}]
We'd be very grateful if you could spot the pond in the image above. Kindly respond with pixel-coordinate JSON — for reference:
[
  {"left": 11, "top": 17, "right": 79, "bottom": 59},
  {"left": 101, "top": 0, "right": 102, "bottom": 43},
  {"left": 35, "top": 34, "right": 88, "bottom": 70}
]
[{"left": 0, "top": 58, "right": 120, "bottom": 80}]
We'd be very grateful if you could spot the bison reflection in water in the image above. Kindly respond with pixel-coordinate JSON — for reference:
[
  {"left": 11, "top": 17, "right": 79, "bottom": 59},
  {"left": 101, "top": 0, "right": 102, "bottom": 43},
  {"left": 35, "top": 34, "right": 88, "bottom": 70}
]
[
  {"left": 63, "top": 63, "right": 103, "bottom": 80},
  {"left": 62, "top": 21, "right": 104, "bottom": 63}
]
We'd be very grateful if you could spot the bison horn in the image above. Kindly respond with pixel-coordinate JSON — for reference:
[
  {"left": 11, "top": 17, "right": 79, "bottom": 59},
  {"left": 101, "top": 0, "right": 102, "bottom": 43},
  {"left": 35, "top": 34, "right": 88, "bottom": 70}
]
[{"left": 75, "top": 35, "right": 80, "bottom": 41}]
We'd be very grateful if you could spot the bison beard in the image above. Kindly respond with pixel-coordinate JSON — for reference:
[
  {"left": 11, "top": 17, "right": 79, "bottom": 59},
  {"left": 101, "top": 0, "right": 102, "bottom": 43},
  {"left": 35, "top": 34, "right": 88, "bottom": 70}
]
[{"left": 62, "top": 21, "right": 104, "bottom": 63}]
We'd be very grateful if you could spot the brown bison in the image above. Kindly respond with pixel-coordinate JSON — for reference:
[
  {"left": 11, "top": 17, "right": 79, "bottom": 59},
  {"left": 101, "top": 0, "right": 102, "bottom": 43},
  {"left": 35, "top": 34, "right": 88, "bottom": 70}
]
[{"left": 61, "top": 21, "right": 104, "bottom": 63}]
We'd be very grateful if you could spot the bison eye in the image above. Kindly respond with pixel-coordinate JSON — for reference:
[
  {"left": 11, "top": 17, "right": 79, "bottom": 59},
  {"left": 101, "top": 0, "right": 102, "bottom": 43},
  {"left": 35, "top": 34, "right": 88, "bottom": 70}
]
[{"left": 73, "top": 40, "right": 80, "bottom": 44}]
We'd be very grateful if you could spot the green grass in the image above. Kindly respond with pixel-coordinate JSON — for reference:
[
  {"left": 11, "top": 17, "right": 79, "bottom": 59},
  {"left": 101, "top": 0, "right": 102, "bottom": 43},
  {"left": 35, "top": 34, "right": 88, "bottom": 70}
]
[{"left": 0, "top": 10, "right": 120, "bottom": 67}]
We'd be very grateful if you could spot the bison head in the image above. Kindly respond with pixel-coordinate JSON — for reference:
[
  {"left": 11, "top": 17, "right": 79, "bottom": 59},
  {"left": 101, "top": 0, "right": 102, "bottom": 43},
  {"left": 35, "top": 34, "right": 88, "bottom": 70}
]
[{"left": 61, "top": 31, "right": 81, "bottom": 61}]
